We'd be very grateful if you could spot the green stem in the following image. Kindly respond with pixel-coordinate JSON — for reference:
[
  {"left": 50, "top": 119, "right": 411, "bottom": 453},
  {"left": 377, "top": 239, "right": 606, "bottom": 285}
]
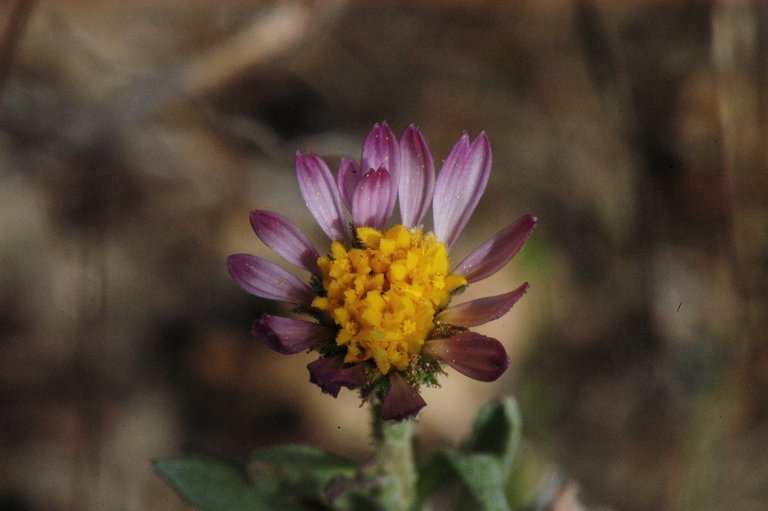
[{"left": 372, "top": 409, "right": 417, "bottom": 511}]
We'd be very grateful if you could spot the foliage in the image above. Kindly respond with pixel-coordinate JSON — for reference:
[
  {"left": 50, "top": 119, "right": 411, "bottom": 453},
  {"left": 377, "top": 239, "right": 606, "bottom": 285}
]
[{"left": 156, "top": 397, "right": 524, "bottom": 511}]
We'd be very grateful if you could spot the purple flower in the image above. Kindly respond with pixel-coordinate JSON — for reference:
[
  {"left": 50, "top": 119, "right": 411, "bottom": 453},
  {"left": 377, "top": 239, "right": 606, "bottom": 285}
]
[{"left": 227, "top": 122, "right": 536, "bottom": 421}]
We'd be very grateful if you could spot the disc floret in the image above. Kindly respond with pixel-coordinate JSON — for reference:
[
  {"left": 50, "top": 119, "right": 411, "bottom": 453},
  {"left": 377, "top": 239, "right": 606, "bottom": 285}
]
[{"left": 312, "top": 225, "right": 467, "bottom": 375}]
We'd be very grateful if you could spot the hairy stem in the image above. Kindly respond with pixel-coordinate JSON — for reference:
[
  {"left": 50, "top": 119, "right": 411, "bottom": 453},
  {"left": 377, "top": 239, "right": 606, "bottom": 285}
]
[{"left": 372, "top": 410, "right": 417, "bottom": 511}]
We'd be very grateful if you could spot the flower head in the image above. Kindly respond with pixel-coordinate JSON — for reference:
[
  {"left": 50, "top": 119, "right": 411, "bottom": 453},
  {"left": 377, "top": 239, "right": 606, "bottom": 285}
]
[{"left": 228, "top": 122, "right": 536, "bottom": 421}]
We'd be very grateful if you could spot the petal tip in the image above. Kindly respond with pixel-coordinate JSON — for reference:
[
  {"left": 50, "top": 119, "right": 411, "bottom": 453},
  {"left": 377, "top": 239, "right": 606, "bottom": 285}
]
[
  {"left": 423, "top": 333, "right": 510, "bottom": 382},
  {"left": 251, "top": 315, "right": 286, "bottom": 354},
  {"left": 226, "top": 253, "right": 246, "bottom": 273},
  {"left": 352, "top": 166, "right": 393, "bottom": 229},
  {"left": 308, "top": 357, "right": 367, "bottom": 398},
  {"left": 252, "top": 314, "right": 330, "bottom": 354},
  {"left": 381, "top": 373, "right": 426, "bottom": 421}
]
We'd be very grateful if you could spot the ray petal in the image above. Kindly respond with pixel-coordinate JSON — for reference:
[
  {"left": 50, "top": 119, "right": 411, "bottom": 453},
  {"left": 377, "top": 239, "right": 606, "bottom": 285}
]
[
  {"left": 252, "top": 314, "right": 334, "bottom": 354},
  {"left": 398, "top": 125, "right": 435, "bottom": 228},
  {"left": 437, "top": 283, "right": 529, "bottom": 327},
  {"left": 361, "top": 122, "right": 400, "bottom": 220},
  {"left": 381, "top": 372, "right": 427, "bottom": 421},
  {"left": 227, "top": 253, "right": 314, "bottom": 305},
  {"left": 352, "top": 167, "right": 392, "bottom": 230},
  {"left": 308, "top": 356, "right": 368, "bottom": 397},
  {"left": 432, "top": 133, "right": 492, "bottom": 249},
  {"left": 296, "top": 152, "right": 348, "bottom": 242},
  {"left": 423, "top": 332, "right": 509, "bottom": 382},
  {"left": 250, "top": 210, "right": 320, "bottom": 274},
  {"left": 452, "top": 214, "right": 537, "bottom": 283}
]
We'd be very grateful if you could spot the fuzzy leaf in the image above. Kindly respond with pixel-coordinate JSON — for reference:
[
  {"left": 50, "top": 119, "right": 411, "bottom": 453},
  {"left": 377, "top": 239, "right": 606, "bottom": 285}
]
[
  {"left": 418, "top": 450, "right": 511, "bottom": 511},
  {"left": 416, "top": 450, "right": 456, "bottom": 504},
  {"left": 249, "top": 444, "right": 358, "bottom": 501},
  {"left": 466, "top": 397, "right": 522, "bottom": 477},
  {"left": 448, "top": 452, "right": 510, "bottom": 511},
  {"left": 154, "top": 455, "right": 287, "bottom": 511},
  {"left": 332, "top": 487, "right": 385, "bottom": 511}
]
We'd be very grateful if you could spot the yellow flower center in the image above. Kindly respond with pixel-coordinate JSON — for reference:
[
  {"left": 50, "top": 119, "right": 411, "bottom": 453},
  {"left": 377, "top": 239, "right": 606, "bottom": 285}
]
[{"left": 312, "top": 225, "right": 467, "bottom": 375}]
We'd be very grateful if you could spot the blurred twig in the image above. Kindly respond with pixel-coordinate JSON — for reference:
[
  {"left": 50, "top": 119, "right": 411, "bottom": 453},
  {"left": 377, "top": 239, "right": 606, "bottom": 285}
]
[
  {"left": 0, "top": 0, "right": 37, "bottom": 107},
  {"left": 530, "top": 470, "right": 589, "bottom": 511},
  {"left": 712, "top": 0, "right": 768, "bottom": 426},
  {"left": 64, "top": 1, "right": 346, "bottom": 148}
]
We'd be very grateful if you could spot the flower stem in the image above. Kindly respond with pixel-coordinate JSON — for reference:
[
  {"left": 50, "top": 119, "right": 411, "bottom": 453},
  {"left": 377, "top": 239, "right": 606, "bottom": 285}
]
[{"left": 372, "top": 410, "right": 417, "bottom": 511}]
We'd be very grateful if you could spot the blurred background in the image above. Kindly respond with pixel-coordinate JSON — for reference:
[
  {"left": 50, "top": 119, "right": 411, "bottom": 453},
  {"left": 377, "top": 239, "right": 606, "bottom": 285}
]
[{"left": 1, "top": 1, "right": 767, "bottom": 510}]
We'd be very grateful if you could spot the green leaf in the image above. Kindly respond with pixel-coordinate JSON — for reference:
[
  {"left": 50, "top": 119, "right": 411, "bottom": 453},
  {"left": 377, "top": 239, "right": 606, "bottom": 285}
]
[
  {"left": 156, "top": 447, "right": 361, "bottom": 511},
  {"left": 416, "top": 450, "right": 457, "bottom": 504},
  {"left": 445, "top": 452, "right": 510, "bottom": 511},
  {"left": 250, "top": 444, "right": 356, "bottom": 479},
  {"left": 417, "top": 398, "right": 522, "bottom": 511},
  {"left": 333, "top": 490, "right": 386, "bottom": 511},
  {"left": 154, "top": 454, "right": 286, "bottom": 511},
  {"left": 249, "top": 444, "right": 358, "bottom": 502},
  {"left": 417, "top": 450, "right": 511, "bottom": 511},
  {"left": 466, "top": 397, "right": 522, "bottom": 476}
]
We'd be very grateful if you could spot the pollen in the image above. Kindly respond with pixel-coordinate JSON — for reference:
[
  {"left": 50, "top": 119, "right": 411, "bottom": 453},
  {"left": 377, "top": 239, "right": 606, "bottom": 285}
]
[{"left": 312, "top": 225, "right": 467, "bottom": 375}]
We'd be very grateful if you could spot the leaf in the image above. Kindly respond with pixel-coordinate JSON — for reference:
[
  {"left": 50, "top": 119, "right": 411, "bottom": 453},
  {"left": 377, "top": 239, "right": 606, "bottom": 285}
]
[
  {"left": 332, "top": 488, "right": 386, "bottom": 511},
  {"left": 154, "top": 454, "right": 287, "bottom": 511},
  {"left": 466, "top": 397, "right": 522, "bottom": 476},
  {"left": 417, "top": 450, "right": 511, "bottom": 511},
  {"left": 416, "top": 450, "right": 457, "bottom": 504},
  {"left": 250, "top": 444, "right": 356, "bottom": 479},
  {"left": 445, "top": 452, "right": 510, "bottom": 511},
  {"left": 249, "top": 444, "right": 358, "bottom": 505},
  {"left": 416, "top": 397, "right": 522, "bottom": 511}
]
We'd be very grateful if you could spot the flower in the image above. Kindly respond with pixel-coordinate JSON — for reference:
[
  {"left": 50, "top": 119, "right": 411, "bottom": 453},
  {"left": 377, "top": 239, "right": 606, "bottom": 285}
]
[{"left": 228, "top": 123, "right": 536, "bottom": 421}]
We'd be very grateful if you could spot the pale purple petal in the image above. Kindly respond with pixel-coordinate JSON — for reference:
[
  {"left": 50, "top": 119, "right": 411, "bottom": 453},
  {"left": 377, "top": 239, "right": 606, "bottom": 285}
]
[
  {"left": 381, "top": 372, "right": 427, "bottom": 421},
  {"left": 453, "top": 214, "right": 537, "bottom": 283},
  {"left": 352, "top": 167, "right": 392, "bottom": 230},
  {"left": 337, "top": 158, "right": 362, "bottom": 213},
  {"left": 361, "top": 122, "right": 400, "bottom": 220},
  {"left": 422, "top": 332, "right": 509, "bottom": 382},
  {"left": 308, "top": 356, "right": 368, "bottom": 397},
  {"left": 227, "top": 253, "right": 315, "bottom": 305},
  {"left": 398, "top": 125, "right": 435, "bottom": 228},
  {"left": 436, "top": 283, "right": 529, "bottom": 328},
  {"left": 250, "top": 210, "right": 320, "bottom": 274},
  {"left": 252, "top": 314, "right": 334, "bottom": 354},
  {"left": 432, "top": 133, "right": 492, "bottom": 249},
  {"left": 296, "top": 152, "right": 348, "bottom": 242}
]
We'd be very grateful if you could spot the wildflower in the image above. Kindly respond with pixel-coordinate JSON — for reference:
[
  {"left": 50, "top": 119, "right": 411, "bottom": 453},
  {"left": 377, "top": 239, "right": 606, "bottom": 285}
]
[{"left": 228, "top": 123, "right": 536, "bottom": 420}]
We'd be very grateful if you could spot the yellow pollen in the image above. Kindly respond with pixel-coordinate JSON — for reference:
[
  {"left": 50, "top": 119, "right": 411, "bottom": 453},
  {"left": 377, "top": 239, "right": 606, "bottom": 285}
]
[{"left": 312, "top": 225, "right": 467, "bottom": 374}]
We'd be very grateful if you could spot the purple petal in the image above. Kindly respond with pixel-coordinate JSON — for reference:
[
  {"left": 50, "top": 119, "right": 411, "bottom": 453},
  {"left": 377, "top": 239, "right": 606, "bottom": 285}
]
[
  {"left": 361, "top": 123, "right": 400, "bottom": 220},
  {"left": 252, "top": 314, "right": 334, "bottom": 354},
  {"left": 381, "top": 372, "right": 427, "bottom": 421},
  {"left": 337, "top": 157, "right": 362, "bottom": 213},
  {"left": 432, "top": 133, "right": 492, "bottom": 249},
  {"left": 250, "top": 210, "right": 320, "bottom": 274},
  {"left": 398, "top": 125, "right": 435, "bottom": 228},
  {"left": 436, "top": 283, "right": 529, "bottom": 328},
  {"left": 296, "top": 152, "right": 348, "bottom": 242},
  {"left": 352, "top": 167, "right": 392, "bottom": 230},
  {"left": 422, "top": 332, "right": 509, "bottom": 382},
  {"left": 453, "top": 214, "right": 537, "bottom": 283},
  {"left": 227, "top": 253, "right": 315, "bottom": 305},
  {"left": 308, "top": 356, "right": 368, "bottom": 398}
]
